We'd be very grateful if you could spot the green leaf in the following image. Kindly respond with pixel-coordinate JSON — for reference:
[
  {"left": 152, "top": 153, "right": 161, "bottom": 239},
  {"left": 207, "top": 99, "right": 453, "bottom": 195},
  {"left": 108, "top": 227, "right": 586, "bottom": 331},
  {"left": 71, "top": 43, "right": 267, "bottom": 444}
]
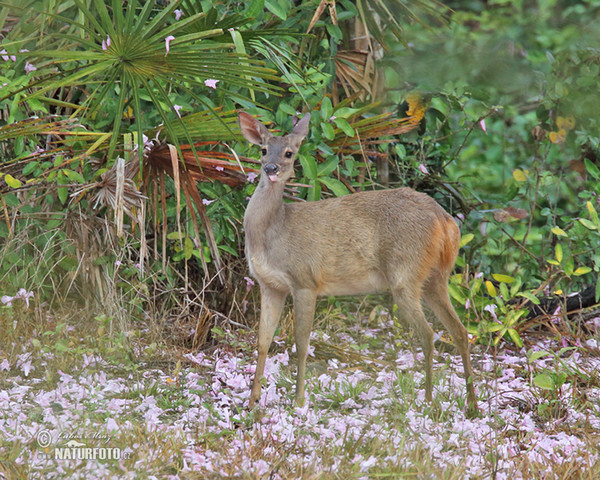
[
  {"left": 318, "top": 177, "right": 349, "bottom": 197},
  {"left": 460, "top": 233, "right": 474, "bottom": 247},
  {"left": 492, "top": 273, "right": 514, "bottom": 283},
  {"left": 62, "top": 169, "right": 86, "bottom": 184},
  {"left": 596, "top": 276, "right": 600, "bottom": 302},
  {"left": 517, "top": 291, "right": 540, "bottom": 305},
  {"left": 57, "top": 186, "right": 68, "bottom": 205},
  {"left": 308, "top": 178, "right": 321, "bottom": 202},
  {"left": 167, "top": 232, "right": 185, "bottom": 241},
  {"left": 246, "top": 0, "right": 265, "bottom": 18},
  {"left": 265, "top": 0, "right": 287, "bottom": 20},
  {"left": 22, "top": 161, "right": 40, "bottom": 176},
  {"left": 317, "top": 156, "right": 339, "bottom": 177},
  {"left": 551, "top": 226, "right": 568, "bottom": 237},
  {"left": 555, "top": 243, "right": 563, "bottom": 263},
  {"left": 586, "top": 201, "right": 600, "bottom": 226},
  {"left": 579, "top": 218, "right": 597, "bottom": 230},
  {"left": 321, "top": 97, "right": 333, "bottom": 122},
  {"left": 585, "top": 158, "right": 600, "bottom": 179},
  {"left": 528, "top": 350, "right": 551, "bottom": 363},
  {"left": 184, "top": 237, "right": 194, "bottom": 260},
  {"left": 333, "top": 117, "right": 355, "bottom": 137},
  {"left": 499, "top": 282, "right": 510, "bottom": 301},
  {"left": 2, "top": 193, "right": 19, "bottom": 207},
  {"left": 321, "top": 122, "right": 335, "bottom": 140},
  {"left": 4, "top": 174, "right": 22, "bottom": 188},
  {"left": 533, "top": 373, "right": 555, "bottom": 390},
  {"left": 507, "top": 328, "right": 523, "bottom": 347},
  {"left": 573, "top": 266, "right": 592, "bottom": 276},
  {"left": 299, "top": 153, "right": 318, "bottom": 180},
  {"left": 485, "top": 281, "right": 497, "bottom": 297}
]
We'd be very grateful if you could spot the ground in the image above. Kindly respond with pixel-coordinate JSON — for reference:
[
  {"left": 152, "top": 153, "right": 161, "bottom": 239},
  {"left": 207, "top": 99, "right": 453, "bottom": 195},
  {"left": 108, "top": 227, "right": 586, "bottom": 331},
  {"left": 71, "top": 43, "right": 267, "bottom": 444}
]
[{"left": 0, "top": 306, "right": 599, "bottom": 479}]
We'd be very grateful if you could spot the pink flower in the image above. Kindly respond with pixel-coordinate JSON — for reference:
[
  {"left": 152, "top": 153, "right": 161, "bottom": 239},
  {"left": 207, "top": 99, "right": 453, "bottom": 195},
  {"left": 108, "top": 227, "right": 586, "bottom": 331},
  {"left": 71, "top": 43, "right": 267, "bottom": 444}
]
[
  {"left": 1, "top": 49, "right": 16, "bottom": 62},
  {"left": 244, "top": 276, "right": 255, "bottom": 292},
  {"left": 1, "top": 289, "right": 34, "bottom": 308},
  {"left": 1, "top": 295, "right": 13, "bottom": 306},
  {"left": 202, "top": 199, "right": 215, "bottom": 206},
  {"left": 479, "top": 119, "right": 487, "bottom": 133},
  {"left": 247, "top": 172, "right": 258, "bottom": 183},
  {"left": 173, "top": 104, "right": 183, "bottom": 117},
  {"left": 102, "top": 35, "right": 111, "bottom": 51},
  {"left": 418, "top": 163, "right": 429, "bottom": 175},
  {"left": 484, "top": 304, "right": 498, "bottom": 321},
  {"left": 0, "top": 359, "right": 9, "bottom": 371},
  {"left": 24, "top": 62, "right": 36, "bottom": 73},
  {"left": 204, "top": 79, "right": 219, "bottom": 89},
  {"left": 165, "top": 35, "right": 175, "bottom": 54},
  {"left": 215, "top": 166, "right": 224, "bottom": 172},
  {"left": 174, "top": 9, "right": 183, "bottom": 20}
]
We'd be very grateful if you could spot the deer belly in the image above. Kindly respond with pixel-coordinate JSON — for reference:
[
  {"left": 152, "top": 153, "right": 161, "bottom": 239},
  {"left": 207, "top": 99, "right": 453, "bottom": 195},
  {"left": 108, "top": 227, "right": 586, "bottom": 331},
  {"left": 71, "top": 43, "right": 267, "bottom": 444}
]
[{"left": 317, "top": 271, "right": 388, "bottom": 296}]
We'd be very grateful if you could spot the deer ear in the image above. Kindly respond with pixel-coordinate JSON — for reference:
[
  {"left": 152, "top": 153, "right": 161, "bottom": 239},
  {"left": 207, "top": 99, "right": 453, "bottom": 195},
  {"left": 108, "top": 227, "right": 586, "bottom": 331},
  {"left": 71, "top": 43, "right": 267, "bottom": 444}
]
[
  {"left": 291, "top": 113, "right": 311, "bottom": 141},
  {"left": 239, "top": 112, "right": 271, "bottom": 145}
]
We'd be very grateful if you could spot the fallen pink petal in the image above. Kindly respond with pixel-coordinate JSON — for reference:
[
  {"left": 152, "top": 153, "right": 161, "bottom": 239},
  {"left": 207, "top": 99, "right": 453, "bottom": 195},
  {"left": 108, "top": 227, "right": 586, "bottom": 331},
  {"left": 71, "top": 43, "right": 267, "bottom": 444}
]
[{"left": 165, "top": 35, "right": 175, "bottom": 54}]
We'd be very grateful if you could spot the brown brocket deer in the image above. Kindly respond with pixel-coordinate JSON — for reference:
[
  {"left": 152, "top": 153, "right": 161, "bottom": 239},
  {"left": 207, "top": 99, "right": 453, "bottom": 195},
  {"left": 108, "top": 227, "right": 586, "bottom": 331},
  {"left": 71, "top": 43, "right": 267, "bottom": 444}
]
[{"left": 239, "top": 111, "right": 478, "bottom": 414}]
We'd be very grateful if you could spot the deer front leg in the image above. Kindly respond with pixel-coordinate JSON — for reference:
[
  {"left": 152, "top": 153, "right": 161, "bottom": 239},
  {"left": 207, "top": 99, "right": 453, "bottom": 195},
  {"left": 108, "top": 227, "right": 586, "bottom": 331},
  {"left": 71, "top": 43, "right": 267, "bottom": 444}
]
[
  {"left": 292, "top": 288, "right": 317, "bottom": 407},
  {"left": 249, "top": 286, "right": 287, "bottom": 408}
]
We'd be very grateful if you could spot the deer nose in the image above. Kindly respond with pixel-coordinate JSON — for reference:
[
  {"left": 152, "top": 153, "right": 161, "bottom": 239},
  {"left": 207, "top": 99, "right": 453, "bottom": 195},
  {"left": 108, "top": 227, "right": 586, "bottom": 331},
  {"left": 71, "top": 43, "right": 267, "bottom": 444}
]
[{"left": 264, "top": 163, "right": 279, "bottom": 175}]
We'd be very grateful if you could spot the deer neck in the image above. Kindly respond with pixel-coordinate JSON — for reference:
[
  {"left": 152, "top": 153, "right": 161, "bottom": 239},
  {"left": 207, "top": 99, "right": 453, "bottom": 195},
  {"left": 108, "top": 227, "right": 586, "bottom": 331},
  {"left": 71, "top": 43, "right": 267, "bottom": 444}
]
[{"left": 244, "top": 175, "right": 286, "bottom": 255}]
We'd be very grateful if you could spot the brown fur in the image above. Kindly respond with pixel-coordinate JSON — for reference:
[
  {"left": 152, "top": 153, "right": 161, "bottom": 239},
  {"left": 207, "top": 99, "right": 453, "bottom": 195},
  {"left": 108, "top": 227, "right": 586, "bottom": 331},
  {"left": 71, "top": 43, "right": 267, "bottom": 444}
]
[{"left": 239, "top": 112, "right": 478, "bottom": 414}]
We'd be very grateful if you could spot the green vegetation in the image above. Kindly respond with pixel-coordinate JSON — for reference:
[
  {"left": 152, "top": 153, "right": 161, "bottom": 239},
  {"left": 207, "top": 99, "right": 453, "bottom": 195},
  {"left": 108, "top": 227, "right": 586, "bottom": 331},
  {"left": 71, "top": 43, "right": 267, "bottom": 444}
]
[{"left": 1, "top": 1, "right": 600, "bottom": 477}]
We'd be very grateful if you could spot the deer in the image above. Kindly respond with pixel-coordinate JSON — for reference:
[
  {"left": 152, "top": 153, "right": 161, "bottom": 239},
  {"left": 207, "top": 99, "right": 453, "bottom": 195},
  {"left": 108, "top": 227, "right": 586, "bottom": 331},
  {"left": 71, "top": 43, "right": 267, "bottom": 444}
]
[{"left": 239, "top": 111, "right": 478, "bottom": 415}]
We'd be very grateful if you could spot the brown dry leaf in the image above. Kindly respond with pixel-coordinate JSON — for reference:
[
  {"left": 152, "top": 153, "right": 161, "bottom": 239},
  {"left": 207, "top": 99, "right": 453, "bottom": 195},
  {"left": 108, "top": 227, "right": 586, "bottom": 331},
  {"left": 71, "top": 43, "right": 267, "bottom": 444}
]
[{"left": 494, "top": 207, "right": 528, "bottom": 222}]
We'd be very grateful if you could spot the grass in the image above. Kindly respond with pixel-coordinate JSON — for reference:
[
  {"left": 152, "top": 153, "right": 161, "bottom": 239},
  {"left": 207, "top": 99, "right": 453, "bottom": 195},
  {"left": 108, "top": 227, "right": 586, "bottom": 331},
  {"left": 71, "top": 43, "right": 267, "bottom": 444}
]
[{"left": 0, "top": 300, "right": 599, "bottom": 480}]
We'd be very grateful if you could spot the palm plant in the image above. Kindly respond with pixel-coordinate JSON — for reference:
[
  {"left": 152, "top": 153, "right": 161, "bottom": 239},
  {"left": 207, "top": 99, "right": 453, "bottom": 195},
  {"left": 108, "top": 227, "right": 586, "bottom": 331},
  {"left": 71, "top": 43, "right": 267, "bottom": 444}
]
[{"left": 0, "top": 0, "right": 287, "bottom": 284}]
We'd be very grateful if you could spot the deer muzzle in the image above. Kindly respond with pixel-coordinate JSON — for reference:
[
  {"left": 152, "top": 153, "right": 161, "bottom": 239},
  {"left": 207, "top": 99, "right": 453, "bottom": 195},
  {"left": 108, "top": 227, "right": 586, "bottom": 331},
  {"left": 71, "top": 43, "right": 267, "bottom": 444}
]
[{"left": 264, "top": 163, "right": 279, "bottom": 182}]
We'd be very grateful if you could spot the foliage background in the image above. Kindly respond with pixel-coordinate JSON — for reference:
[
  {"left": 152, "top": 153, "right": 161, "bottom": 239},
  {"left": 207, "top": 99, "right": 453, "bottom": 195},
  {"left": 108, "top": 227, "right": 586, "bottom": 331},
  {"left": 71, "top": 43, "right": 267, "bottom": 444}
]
[{"left": 1, "top": 0, "right": 599, "bottom": 347}]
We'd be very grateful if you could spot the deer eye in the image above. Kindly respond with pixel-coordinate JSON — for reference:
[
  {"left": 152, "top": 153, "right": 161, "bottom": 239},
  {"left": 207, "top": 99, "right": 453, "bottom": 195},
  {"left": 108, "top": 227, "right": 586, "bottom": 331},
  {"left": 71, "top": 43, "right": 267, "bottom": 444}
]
[
  {"left": 261, "top": 148, "right": 267, "bottom": 156},
  {"left": 284, "top": 151, "right": 293, "bottom": 158}
]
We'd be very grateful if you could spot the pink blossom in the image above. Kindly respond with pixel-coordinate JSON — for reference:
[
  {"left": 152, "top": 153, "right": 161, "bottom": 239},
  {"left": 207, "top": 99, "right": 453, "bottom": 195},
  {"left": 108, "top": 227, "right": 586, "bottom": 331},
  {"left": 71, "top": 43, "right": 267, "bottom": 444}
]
[
  {"left": 244, "top": 276, "right": 255, "bottom": 292},
  {"left": 24, "top": 62, "right": 36, "bottom": 73},
  {"left": 174, "top": 9, "right": 184, "bottom": 20},
  {"left": 1, "top": 289, "right": 34, "bottom": 308},
  {"left": 204, "top": 79, "right": 219, "bottom": 89},
  {"left": 1, "top": 49, "right": 16, "bottom": 61},
  {"left": 173, "top": 104, "right": 183, "bottom": 117},
  {"left": 418, "top": 163, "right": 429, "bottom": 175},
  {"left": 165, "top": 35, "right": 175, "bottom": 54},
  {"left": 106, "top": 418, "right": 119, "bottom": 431},
  {"left": 247, "top": 172, "right": 258, "bottom": 183},
  {"left": 479, "top": 119, "right": 487, "bottom": 133},
  {"left": 484, "top": 303, "right": 498, "bottom": 320},
  {"left": 215, "top": 166, "right": 224, "bottom": 172},
  {"left": 202, "top": 198, "right": 215, "bottom": 206},
  {"left": 0, "top": 359, "right": 9, "bottom": 371},
  {"left": 102, "top": 35, "right": 111, "bottom": 51}
]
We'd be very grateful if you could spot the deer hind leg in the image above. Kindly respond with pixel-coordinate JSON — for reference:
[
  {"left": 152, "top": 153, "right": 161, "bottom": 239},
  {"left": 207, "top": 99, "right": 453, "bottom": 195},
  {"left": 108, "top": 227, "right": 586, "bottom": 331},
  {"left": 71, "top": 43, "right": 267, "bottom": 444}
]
[
  {"left": 392, "top": 286, "right": 435, "bottom": 401},
  {"left": 423, "top": 272, "right": 478, "bottom": 414},
  {"left": 292, "top": 288, "right": 317, "bottom": 407},
  {"left": 249, "top": 285, "right": 287, "bottom": 408}
]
